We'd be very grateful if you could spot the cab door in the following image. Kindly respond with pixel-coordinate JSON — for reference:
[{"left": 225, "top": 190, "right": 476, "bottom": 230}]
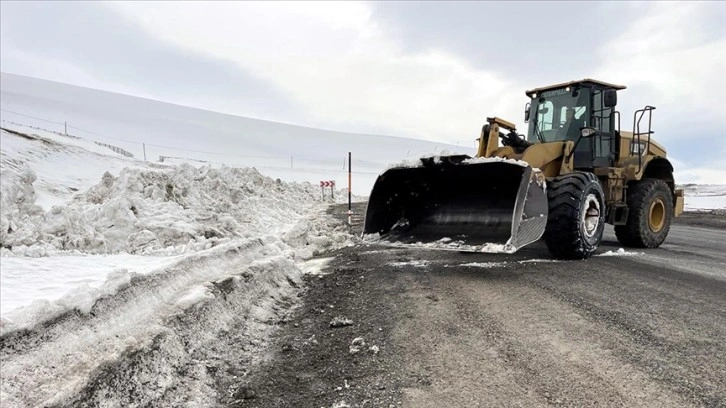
[{"left": 573, "top": 89, "right": 617, "bottom": 169}]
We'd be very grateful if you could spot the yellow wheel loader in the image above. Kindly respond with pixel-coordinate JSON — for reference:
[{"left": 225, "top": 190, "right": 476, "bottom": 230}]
[{"left": 363, "top": 79, "right": 685, "bottom": 259}]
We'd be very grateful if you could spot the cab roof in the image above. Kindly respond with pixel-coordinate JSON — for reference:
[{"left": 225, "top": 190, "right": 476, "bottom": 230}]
[{"left": 525, "top": 78, "right": 626, "bottom": 97}]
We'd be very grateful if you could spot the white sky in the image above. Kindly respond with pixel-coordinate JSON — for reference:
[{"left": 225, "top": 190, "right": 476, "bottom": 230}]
[{"left": 1, "top": 1, "right": 724, "bottom": 182}]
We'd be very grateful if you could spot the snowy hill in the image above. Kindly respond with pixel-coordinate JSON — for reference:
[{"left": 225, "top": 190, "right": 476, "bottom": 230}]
[
  {"left": 1, "top": 72, "right": 475, "bottom": 196},
  {"left": 679, "top": 183, "right": 726, "bottom": 212}
]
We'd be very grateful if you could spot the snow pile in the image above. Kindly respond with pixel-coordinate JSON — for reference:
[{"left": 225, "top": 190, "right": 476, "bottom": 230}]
[
  {"left": 381, "top": 152, "right": 530, "bottom": 173},
  {"left": 1, "top": 246, "right": 319, "bottom": 407},
  {"left": 383, "top": 157, "right": 427, "bottom": 171},
  {"left": 480, "top": 242, "right": 517, "bottom": 253},
  {"left": 0, "top": 127, "right": 164, "bottom": 210},
  {"left": 0, "top": 154, "right": 357, "bottom": 406},
  {"left": 1, "top": 163, "right": 332, "bottom": 256},
  {"left": 598, "top": 248, "right": 643, "bottom": 257},
  {"left": 462, "top": 155, "right": 530, "bottom": 167},
  {"left": 382, "top": 150, "right": 463, "bottom": 172}
]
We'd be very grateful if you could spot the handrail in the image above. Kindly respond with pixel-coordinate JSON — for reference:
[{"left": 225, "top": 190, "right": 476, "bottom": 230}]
[{"left": 632, "top": 106, "right": 656, "bottom": 173}]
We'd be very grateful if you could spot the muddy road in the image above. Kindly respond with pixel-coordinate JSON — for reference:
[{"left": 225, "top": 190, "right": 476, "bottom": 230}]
[{"left": 232, "top": 204, "right": 725, "bottom": 408}]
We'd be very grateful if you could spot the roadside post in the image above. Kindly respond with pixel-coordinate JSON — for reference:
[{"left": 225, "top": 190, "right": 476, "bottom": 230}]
[{"left": 348, "top": 152, "right": 352, "bottom": 227}]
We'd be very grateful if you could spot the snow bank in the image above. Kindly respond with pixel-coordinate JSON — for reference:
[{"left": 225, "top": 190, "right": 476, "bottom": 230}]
[
  {"left": 0, "top": 245, "right": 326, "bottom": 407},
  {"left": 0, "top": 254, "right": 180, "bottom": 312},
  {"left": 0, "top": 160, "right": 355, "bottom": 406},
  {"left": 1, "top": 148, "right": 358, "bottom": 326},
  {"left": 1, "top": 163, "right": 327, "bottom": 256}
]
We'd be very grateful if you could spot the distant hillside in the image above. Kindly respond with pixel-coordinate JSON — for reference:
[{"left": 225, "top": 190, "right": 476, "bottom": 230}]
[{"left": 0, "top": 72, "right": 475, "bottom": 195}]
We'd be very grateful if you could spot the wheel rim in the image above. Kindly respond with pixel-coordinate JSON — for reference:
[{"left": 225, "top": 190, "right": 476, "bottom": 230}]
[
  {"left": 582, "top": 194, "right": 601, "bottom": 238},
  {"left": 649, "top": 198, "right": 666, "bottom": 232}
]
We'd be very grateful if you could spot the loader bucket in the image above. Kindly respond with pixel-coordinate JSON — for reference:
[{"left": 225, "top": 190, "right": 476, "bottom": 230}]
[{"left": 363, "top": 156, "right": 548, "bottom": 253}]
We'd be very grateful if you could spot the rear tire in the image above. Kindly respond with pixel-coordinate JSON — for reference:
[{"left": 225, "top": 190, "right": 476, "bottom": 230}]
[
  {"left": 544, "top": 172, "right": 605, "bottom": 260},
  {"left": 614, "top": 179, "right": 673, "bottom": 248}
]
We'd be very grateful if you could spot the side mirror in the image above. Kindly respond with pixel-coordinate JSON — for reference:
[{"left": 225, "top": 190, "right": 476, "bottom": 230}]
[
  {"left": 604, "top": 89, "right": 617, "bottom": 108},
  {"left": 524, "top": 103, "right": 531, "bottom": 122}
]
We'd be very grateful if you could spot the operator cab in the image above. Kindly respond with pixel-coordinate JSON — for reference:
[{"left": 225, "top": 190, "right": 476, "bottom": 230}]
[{"left": 524, "top": 79, "right": 624, "bottom": 169}]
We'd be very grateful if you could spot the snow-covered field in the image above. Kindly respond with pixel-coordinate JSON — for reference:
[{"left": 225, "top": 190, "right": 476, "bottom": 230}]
[
  {"left": 1, "top": 72, "right": 475, "bottom": 197},
  {"left": 681, "top": 184, "right": 726, "bottom": 211}
]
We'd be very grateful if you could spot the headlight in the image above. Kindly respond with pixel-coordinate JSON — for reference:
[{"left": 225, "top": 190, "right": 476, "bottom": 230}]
[{"left": 580, "top": 127, "right": 596, "bottom": 138}]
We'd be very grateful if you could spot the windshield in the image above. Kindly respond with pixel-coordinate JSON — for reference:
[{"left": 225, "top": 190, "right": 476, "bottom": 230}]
[{"left": 527, "top": 88, "right": 591, "bottom": 143}]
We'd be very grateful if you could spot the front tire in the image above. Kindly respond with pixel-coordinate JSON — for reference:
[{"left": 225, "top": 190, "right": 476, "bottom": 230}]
[
  {"left": 544, "top": 172, "right": 606, "bottom": 260},
  {"left": 614, "top": 179, "right": 673, "bottom": 248}
]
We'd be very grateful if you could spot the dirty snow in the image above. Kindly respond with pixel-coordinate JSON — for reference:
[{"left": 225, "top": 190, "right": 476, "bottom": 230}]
[
  {"left": 330, "top": 316, "right": 354, "bottom": 328},
  {"left": 451, "top": 262, "right": 507, "bottom": 268},
  {"left": 518, "top": 258, "right": 561, "bottom": 263},
  {"left": 389, "top": 260, "right": 429, "bottom": 268},
  {"left": 598, "top": 248, "right": 643, "bottom": 257},
  {"left": 0, "top": 125, "right": 361, "bottom": 407},
  {"left": 364, "top": 235, "right": 518, "bottom": 254},
  {"left": 298, "top": 256, "right": 335, "bottom": 276},
  {"left": 349, "top": 337, "right": 366, "bottom": 355}
]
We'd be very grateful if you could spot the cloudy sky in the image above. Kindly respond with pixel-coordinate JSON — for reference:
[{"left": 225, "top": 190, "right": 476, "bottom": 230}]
[{"left": 1, "top": 1, "right": 724, "bottom": 182}]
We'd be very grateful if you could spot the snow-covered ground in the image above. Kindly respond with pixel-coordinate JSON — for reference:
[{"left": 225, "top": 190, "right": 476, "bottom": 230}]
[{"left": 680, "top": 184, "right": 726, "bottom": 211}]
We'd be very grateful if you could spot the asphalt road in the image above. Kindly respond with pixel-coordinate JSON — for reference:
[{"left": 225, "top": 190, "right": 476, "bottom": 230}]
[{"left": 233, "top": 204, "right": 726, "bottom": 408}]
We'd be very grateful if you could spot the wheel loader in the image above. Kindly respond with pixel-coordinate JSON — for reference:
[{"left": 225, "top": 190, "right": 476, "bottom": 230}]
[{"left": 363, "top": 79, "right": 685, "bottom": 259}]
